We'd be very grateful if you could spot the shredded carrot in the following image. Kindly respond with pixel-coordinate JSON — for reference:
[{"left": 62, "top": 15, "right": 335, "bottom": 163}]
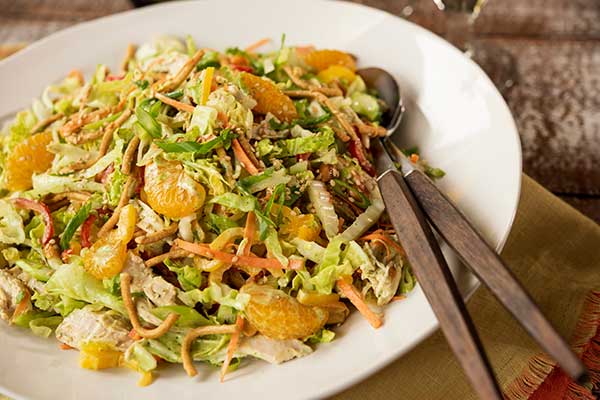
[
  {"left": 59, "top": 343, "right": 74, "bottom": 350},
  {"left": 182, "top": 324, "right": 238, "bottom": 377},
  {"left": 220, "top": 315, "right": 244, "bottom": 382},
  {"left": 155, "top": 92, "right": 195, "bottom": 113},
  {"left": 11, "top": 289, "right": 30, "bottom": 322},
  {"left": 232, "top": 138, "right": 260, "bottom": 175},
  {"left": 336, "top": 278, "right": 383, "bottom": 329},
  {"left": 245, "top": 38, "right": 271, "bottom": 53},
  {"left": 175, "top": 239, "right": 302, "bottom": 270},
  {"left": 360, "top": 231, "right": 406, "bottom": 257},
  {"left": 392, "top": 295, "right": 406, "bottom": 302},
  {"left": 200, "top": 66, "right": 215, "bottom": 105},
  {"left": 409, "top": 153, "right": 420, "bottom": 163},
  {"left": 242, "top": 212, "right": 256, "bottom": 257}
]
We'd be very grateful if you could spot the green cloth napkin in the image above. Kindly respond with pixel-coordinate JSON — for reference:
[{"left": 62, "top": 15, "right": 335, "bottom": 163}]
[{"left": 335, "top": 175, "right": 600, "bottom": 399}]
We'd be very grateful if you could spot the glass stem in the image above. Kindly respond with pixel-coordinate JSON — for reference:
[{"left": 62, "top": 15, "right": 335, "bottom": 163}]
[{"left": 444, "top": 10, "right": 474, "bottom": 54}]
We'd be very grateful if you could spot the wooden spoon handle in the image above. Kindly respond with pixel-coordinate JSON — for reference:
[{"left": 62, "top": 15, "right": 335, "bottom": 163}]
[
  {"left": 378, "top": 169, "right": 503, "bottom": 400},
  {"left": 404, "top": 168, "right": 588, "bottom": 382}
]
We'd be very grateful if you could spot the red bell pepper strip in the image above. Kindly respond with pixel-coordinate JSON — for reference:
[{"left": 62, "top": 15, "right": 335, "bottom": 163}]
[
  {"left": 231, "top": 64, "right": 254, "bottom": 73},
  {"left": 11, "top": 198, "right": 54, "bottom": 245},
  {"left": 348, "top": 139, "right": 376, "bottom": 176},
  {"left": 80, "top": 214, "right": 97, "bottom": 248}
]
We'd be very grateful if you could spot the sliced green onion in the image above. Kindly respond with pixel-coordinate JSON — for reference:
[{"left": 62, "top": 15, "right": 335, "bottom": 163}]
[{"left": 59, "top": 203, "right": 92, "bottom": 250}]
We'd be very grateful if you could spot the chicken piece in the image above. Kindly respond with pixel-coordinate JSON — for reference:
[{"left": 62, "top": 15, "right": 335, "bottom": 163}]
[
  {"left": 0, "top": 269, "right": 29, "bottom": 322},
  {"left": 237, "top": 335, "right": 313, "bottom": 364},
  {"left": 15, "top": 270, "right": 46, "bottom": 294},
  {"left": 55, "top": 308, "right": 133, "bottom": 351},
  {"left": 122, "top": 251, "right": 178, "bottom": 307},
  {"left": 361, "top": 244, "right": 402, "bottom": 306}
]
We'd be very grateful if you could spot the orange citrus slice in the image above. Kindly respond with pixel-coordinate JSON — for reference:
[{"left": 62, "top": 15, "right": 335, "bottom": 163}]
[
  {"left": 240, "top": 72, "right": 297, "bottom": 123},
  {"left": 143, "top": 160, "right": 206, "bottom": 219},
  {"left": 4, "top": 131, "right": 54, "bottom": 191},
  {"left": 241, "top": 283, "right": 328, "bottom": 340},
  {"left": 304, "top": 49, "right": 356, "bottom": 72}
]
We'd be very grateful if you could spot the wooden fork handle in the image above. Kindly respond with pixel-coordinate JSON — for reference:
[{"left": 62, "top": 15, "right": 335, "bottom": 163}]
[
  {"left": 404, "top": 168, "right": 588, "bottom": 383},
  {"left": 378, "top": 170, "right": 503, "bottom": 400}
]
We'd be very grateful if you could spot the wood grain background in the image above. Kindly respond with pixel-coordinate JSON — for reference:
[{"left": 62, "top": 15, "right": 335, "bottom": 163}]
[{"left": 1, "top": 0, "right": 598, "bottom": 222}]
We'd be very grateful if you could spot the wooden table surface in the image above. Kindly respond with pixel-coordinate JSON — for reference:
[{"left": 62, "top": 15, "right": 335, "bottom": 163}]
[{"left": 1, "top": 0, "right": 599, "bottom": 223}]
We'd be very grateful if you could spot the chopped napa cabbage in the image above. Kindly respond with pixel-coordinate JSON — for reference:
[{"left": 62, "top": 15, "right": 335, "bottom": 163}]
[
  {"left": 309, "top": 236, "right": 354, "bottom": 294},
  {"left": 1, "top": 110, "right": 37, "bottom": 153},
  {"left": 238, "top": 167, "right": 291, "bottom": 193},
  {"left": 29, "top": 316, "right": 63, "bottom": 338},
  {"left": 151, "top": 305, "right": 210, "bottom": 328},
  {"left": 206, "top": 88, "right": 254, "bottom": 133},
  {"left": 308, "top": 180, "right": 339, "bottom": 239},
  {"left": 210, "top": 193, "right": 255, "bottom": 212},
  {"left": 125, "top": 342, "right": 158, "bottom": 372},
  {"left": 81, "top": 141, "right": 123, "bottom": 178},
  {"left": 350, "top": 92, "right": 381, "bottom": 122},
  {"left": 344, "top": 240, "right": 371, "bottom": 270},
  {"left": 188, "top": 106, "right": 217, "bottom": 138},
  {"left": 306, "top": 328, "right": 336, "bottom": 344},
  {"left": 48, "top": 143, "right": 97, "bottom": 174},
  {"left": 31, "top": 174, "right": 104, "bottom": 196},
  {"left": 347, "top": 75, "right": 367, "bottom": 96},
  {"left": 107, "top": 168, "right": 128, "bottom": 207},
  {"left": 264, "top": 228, "right": 288, "bottom": 267},
  {"left": 136, "top": 35, "right": 186, "bottom": 63},
  {"left": 341, "top": 188, "right": 385, "bottom": 241},
  {"left": 164, "top": 259, "right": 203, "bottom": 291},
  {"left": 88, "top": 74, "right": 133, "bottom": 108},
  {"left": 45, "top": 262, "right": 126, "bottom": 314},
  {"left": 180, "top": 158, "right": 229, "bottom": 196},
  {"left": 178, "top": 282, "right": 250, "bottom": 311},
  {"left": 15, "top": 259, "right": 52, "bottom": 282},
  {"left": 0, "top": 200, "right": 26, "bottom": 244},
  {"left": 291, "top": 238, "right": 325, "bottom": 264},
  {"left": 207, "top": 213, "right": 239, "bottom": 234},
  {"left": 264, "top": 127, "right": 335, "bottom": 157},
  {"left": 399, "top": 264, "right": 417, "bottom": 294}
]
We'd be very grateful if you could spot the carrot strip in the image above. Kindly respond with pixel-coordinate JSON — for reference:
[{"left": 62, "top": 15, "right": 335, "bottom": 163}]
[
  {"left": 232, "top": 138, "right": 260, "bottom": 175},
  {"left": 155, "top": 92, "right": 195, "bottom": 113},
  {"left": 336, "top": 278, "right": 382, "bottom": 329},
  {"left": 59, "top": 343, "right": 74, "bottom": 350},
  {"left": 175, "top": 239, "right": 301, "bottom": 270},
  {"left": 220, "top": 315, "right": 244, "bottom": 382},
  {"left": 200, "top": 66, "right": 215, "bottom": 105},
  {"left": 245, "top": 38, "right": 271, "bottom": 53},
  {"left": 360, "top": 231, "right": 405, "bottom": 257},
  {"left": 242, "top": 212, "right": 256, "bottom": 257},
  {"left": 11, "top": 289, "right": 30, "bottom": 321}
]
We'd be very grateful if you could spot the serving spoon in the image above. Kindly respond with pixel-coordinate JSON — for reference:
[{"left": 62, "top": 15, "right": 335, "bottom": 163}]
[{"left": 357, "top": 67, "right": 588, "bottom": 399}]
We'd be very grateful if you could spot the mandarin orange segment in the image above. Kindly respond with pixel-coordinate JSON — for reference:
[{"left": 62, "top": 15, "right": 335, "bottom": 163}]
[
  {"left": 116, "top": 204, "right": 137, "bottom": 242},
  {"left": 304, "top": 49, "right": 356, "bottom": 72},
  {"left": 280, "top": 213, "right": 321, "bottom": 242},
  {"left": 83, "top": 231, "right": 128, "bottom": 280},
  {"left": 240, "top": 72, "right": 297, "bottom": 123},
  {"left": 143, "top": 160, "right": 206, "bottom": 219},
  {"left": 241, "top": 283, "right": 328, "bottom": 340},
  {"left": 4, "top": 131, "right": 55, "bottom": 191},
  {"left": 317, "top": 65, "right": 356, "bottom": 84}
]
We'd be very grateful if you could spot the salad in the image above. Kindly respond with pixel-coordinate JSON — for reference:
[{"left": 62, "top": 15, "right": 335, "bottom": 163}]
[{"left": 0, "top": 35, "right": 442, "bottom": 385}]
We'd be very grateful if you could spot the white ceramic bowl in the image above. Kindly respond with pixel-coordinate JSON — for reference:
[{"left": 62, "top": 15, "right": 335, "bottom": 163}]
[{"left": 0, "top": 1, "right": 521, "bottom": 399}]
